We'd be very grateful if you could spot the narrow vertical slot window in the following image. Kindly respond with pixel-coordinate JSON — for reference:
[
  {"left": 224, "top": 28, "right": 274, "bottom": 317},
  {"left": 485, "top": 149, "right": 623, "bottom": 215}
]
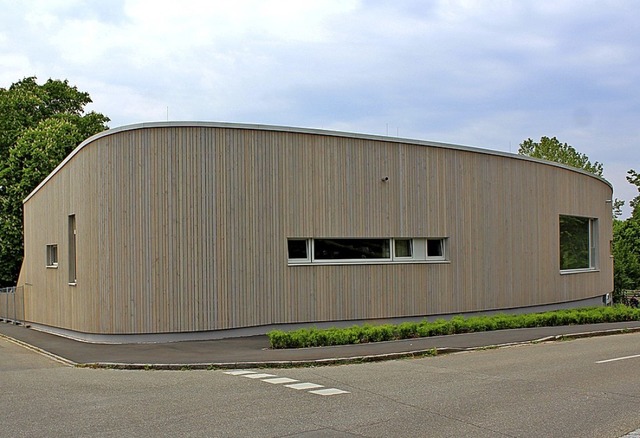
[{"left": 68, "top": 214, "right": 77, "bottom": 284}]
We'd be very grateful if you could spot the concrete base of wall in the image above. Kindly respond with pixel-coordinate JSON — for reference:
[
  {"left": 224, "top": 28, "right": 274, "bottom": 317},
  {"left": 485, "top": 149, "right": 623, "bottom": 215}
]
[{"left": 26, "top": 295, "right": 610, "bottom": 344}]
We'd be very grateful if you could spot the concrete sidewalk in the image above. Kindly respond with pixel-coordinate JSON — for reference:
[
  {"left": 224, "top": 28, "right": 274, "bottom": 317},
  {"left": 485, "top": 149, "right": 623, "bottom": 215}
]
[{"left": 1, "top": 320, "right": 640, "bottom": 369}]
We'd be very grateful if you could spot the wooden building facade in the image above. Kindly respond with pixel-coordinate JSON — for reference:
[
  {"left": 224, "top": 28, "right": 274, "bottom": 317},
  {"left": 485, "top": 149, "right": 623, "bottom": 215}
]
[{"left": 17, "top": 122, "right": 614, "bottom": 340}]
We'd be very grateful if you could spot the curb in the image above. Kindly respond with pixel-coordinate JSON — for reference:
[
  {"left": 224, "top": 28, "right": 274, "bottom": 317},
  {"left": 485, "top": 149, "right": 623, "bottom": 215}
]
[
  {"left": 531, "top": 326, "right": 640, "bottom": 343},
  {"left": 4, "top": 326, "right": 640, "bottom": 371},
  {"left": 75, "top": 348, "right": 458, "bottom": 371},
  {"left": 77, "top": 327, "right": 640, "bottom": 370}
]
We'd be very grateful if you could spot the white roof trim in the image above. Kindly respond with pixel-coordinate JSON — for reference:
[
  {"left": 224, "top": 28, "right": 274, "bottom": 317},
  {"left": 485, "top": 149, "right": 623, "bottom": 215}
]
[{"left": 23, "top": 121, "right": 613, "bottom": 203}]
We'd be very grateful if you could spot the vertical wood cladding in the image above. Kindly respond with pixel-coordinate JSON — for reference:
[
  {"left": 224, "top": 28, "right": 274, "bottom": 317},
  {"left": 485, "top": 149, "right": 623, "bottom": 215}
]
[{"left": 20, "top": 124, "right": 613, "bottom": 334}]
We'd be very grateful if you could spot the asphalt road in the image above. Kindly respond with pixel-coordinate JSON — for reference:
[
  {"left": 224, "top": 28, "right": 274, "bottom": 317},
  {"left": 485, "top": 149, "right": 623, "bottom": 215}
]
[{"left": 1, "top": 332, "right": 639, "bottom": 437}]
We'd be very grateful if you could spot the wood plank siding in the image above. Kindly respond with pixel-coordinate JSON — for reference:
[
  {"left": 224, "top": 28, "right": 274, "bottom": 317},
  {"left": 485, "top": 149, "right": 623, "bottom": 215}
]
[{"left": 19, "top": 123, "right": 614, "bottom": 335}]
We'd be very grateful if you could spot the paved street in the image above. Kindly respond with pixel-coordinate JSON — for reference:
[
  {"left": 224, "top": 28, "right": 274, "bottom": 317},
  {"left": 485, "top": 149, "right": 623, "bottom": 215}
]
[{"left": 1, "top": 332, "right": 640, "bottom": 437}]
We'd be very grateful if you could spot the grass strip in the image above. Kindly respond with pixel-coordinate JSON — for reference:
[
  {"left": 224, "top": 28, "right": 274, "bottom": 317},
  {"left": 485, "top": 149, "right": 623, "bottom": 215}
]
[{"left": 267, "top": 305, "right": 640, "bottom": 349}]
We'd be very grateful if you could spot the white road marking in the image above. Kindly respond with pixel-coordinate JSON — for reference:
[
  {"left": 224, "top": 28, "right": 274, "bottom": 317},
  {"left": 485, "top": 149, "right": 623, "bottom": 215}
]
[
  {"left": 619, "top": 427, "right": 640, "bottom": 437},
  {"left": 596, "top": 354, "right": 640, "bottom": 364},
  {"left": 224, "top": 370, "right": 350, "bottom": 396},
  {"left": 309, "top": 388, "right": 351, "bottom": 396},
  {"left": 223, "top": 370, "right": 256, "bottom": 376},
  {"left": 285, "top": 382, "right": 324, "bottom": 390},
  {"left": 262, "top": 377, "right": 299, "bottom": 384},
  {"left": 242, "top": 373, "right": 276, "bottom": 379}
]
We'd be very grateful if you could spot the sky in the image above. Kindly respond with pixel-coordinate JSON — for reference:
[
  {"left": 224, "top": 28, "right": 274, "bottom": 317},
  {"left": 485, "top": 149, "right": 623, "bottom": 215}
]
[{"left": 1, "top": 0, "right": 638, "bottom": 216}]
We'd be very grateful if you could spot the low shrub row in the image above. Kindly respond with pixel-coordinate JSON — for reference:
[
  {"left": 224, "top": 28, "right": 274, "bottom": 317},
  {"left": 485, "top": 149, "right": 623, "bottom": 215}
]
[{"left": 267, "top": 305, "right": 640, "bottom": 349}]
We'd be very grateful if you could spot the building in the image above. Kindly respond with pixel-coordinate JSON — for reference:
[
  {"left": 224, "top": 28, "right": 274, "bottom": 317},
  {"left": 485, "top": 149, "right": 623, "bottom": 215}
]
[{"left": 15, "top": 122, "right": 613, "bottom": 342}]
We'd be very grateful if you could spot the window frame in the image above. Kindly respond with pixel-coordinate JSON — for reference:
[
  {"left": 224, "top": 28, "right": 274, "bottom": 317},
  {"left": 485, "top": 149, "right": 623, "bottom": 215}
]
[
  {"left": 287, "top": 239, "right": 310, "bottom": 263},
  {"left": 46, "top": 244, "right": 58, "bottom": 268},
  {"left": 559, "top": 215, "right": 598, "bottom": 274},
  {"left": 313, "top": 238, "right": 391, "bottom": 261},
  {"left": 393, "top": 238, "right": 413, "bottom": 259},
  {"left": 68, "top": 214, "right": 77, "bottom": 285},
  {"left": 426, "top": 238, "right": 446, "bottom": 260},
  {"left": 288, "top": 237, "right": 448, "bottom": 265}
]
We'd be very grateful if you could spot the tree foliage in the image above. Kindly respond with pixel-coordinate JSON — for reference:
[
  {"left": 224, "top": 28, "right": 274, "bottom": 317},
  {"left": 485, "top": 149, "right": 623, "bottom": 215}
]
[
  {"left": 518, "top": 136, "right": 604, "bottom": 177},
  {"left": 612, "top": 169, "right": 640, "bottom": 300},
  {"left": 613, "top": 218, "right": 640, "bottom": 295},
  {"left": 0, "top": 77, "right": 109, "bottom": 286},
  {"left": 612, "top": 198, "right": 625, "bottom": 219},
  {"left": 627, "top": 170, "right": 640, "bottom": 218}
]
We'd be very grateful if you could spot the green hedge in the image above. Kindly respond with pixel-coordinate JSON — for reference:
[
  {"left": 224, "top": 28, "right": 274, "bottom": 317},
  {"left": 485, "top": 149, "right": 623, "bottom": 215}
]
[{"left": 267, "top": 305, "right": 640, "bottom": 349}]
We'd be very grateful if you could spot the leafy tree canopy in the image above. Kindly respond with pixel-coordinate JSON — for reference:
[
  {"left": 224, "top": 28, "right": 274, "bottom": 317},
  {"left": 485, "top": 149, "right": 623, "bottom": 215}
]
[
  {"left": 0, "top": 77, "right": 109, "bottom": 287},
  {"left": 612, "top": 171, "right": 640, "bottom": 299},
  {"left": 518, "top": 136, "right": 603, "bottom": 177},
  {"left": 613, "top": 218, "right": 640, "bottom": 294}
]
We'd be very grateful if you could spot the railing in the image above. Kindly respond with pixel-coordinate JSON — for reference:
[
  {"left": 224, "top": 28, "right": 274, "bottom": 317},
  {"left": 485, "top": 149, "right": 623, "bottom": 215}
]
[
  {"left": 622, "top": 290, "right": 640, "bottom": 308},
  {"left": 0, "top": 286, "right": 24, "bottom": 324}
]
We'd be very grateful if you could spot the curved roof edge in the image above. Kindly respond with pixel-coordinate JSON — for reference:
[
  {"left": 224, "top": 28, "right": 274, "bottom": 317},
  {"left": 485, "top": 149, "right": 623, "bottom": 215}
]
[{"left": 23, "top": 121, "right": 613, "bottom": 203}]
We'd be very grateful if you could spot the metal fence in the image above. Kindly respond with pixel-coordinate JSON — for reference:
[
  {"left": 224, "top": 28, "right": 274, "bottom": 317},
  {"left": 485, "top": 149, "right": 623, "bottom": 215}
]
[
  {"left": 622, "top": 290, "right": 640, "bottom": 308},
  {"left": 0, "top": 286, "right": 24, "bottom": 324}
]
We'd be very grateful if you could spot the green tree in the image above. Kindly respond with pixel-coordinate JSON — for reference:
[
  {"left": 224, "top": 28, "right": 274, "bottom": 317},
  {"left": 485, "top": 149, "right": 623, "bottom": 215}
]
[
  {"left": 612, "top": 198, "right": 625, "bottom": 219},
  {"left": 0, "top": 77, "right": 109, "bottom": 286},
  {"left": 518, "top": 136, "right": 603, "bottom": 176},
  {"left": 612, "top": 169, "right": 640, "bottom": 301},
  {"left": 627, "top": 169, "right": 640, "bottom": 218},
  {"left": 612, "top": 218, "right": 640, "bottom": 299}
]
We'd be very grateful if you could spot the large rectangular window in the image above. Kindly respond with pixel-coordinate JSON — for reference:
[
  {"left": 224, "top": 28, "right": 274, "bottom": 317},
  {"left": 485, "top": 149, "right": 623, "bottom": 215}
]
[
  {"left": 559, "top": 215, "right": 597, "bottom": 271},
  {"left": 68, "top": 214, "right": 77, "bottom": 284},
  {"left": 288, "top": 237, "right": 448, "bottom": 265}
]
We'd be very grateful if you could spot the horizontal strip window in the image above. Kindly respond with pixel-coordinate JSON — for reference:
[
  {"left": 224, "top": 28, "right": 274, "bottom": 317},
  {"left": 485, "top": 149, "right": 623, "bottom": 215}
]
[
  {"left": 288, "top": 238, "right": 448, "bottom": 265},
  {"left": 316, "top": 238, "right": 390, "bottom": 260}
]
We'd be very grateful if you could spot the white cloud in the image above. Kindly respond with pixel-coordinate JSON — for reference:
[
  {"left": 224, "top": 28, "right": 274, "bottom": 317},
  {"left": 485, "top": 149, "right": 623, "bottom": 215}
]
[
  {"left": 1, "top": 0, "right": 638, "bottom": 214},
  {"left": 0, "top": 54, "right": 36, "bottom": 85}
]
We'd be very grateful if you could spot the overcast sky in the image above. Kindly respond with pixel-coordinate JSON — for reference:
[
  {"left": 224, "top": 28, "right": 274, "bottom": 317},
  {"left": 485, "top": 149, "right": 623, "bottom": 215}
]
[{"left": 1, "top": 0, "right": 638, "bottom": 216}]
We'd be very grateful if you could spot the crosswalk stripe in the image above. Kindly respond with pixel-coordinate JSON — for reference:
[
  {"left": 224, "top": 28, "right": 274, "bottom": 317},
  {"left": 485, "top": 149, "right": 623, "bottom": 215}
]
[
  {"left": 285, "top": 382, "right": 324, "bottom": 390},
  {"left": 223, "top": 370, "right": 256, "bottom": 376},
  {"left": 262, "top": 377, "right": 299, "bottom": 384},
  {"left": 309, "top": 388, "right": 351, "bottom": 396},
  {"left": 224, "top": 370, "right": 350, "bottom": 396},
  {"left": 243, "top": 373, "right": 276, "bottom": 379}
]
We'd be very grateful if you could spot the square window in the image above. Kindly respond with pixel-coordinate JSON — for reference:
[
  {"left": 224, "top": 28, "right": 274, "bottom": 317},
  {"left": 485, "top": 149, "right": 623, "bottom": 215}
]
[
  {"left": 288, "top": 239, "right": 309, "bottom": 261},
  {"left": 46, "top": 244, "right": 58, "bottom": 267},
  {"left": 394, "top": 239, "right": 413, "bottom": 258},
  {"left": 427, "top": 239, "right": 443, "bottom": 257}
]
